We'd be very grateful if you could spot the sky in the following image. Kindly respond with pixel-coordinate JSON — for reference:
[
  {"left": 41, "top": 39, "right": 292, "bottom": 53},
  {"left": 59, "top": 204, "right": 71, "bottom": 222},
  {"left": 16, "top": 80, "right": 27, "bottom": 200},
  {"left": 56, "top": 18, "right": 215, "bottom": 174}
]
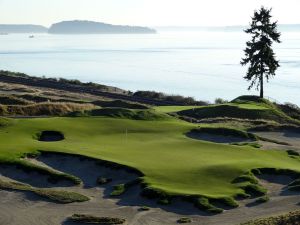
[{"left": 0, "top": 0, "right": 300, "bottom": 27}]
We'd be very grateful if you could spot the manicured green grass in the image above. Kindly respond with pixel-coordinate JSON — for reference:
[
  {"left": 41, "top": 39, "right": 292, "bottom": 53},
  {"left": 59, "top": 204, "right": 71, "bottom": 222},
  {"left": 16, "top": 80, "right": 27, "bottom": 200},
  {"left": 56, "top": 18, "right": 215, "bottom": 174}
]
[{"left": 0, "top": 116, "right": 300, "bottom": 202}]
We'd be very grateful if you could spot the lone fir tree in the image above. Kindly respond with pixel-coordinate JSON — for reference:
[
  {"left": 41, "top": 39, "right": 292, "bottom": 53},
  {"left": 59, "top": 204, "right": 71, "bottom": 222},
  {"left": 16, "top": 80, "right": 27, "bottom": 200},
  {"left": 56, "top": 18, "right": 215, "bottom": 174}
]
[{"left": 241, "top": 7, "right": 281, "bottom": 98}]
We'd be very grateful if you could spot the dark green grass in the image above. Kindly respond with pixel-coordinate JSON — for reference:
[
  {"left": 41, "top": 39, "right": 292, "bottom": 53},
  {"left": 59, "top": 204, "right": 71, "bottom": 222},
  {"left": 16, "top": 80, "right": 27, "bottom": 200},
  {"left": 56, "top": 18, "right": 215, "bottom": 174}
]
[
  {"left": 34, "top": 189, "right": 89, "bottom": 203},
  {"left": 239, "top": 183, "right": 267, "bottom": 197},
  {"left": 110, "top": 184, "right": 126, "bottom": 196},
  {"left": 177, "top": 217, "right": 192, "bottom": 223},
  {"left": 193, "top": 197, "right": 224, "bottom": 214},
  {"left": 255, "top": 195, "right": 270, "bottom": 204},
  {"left": 232, "top": 173, "right": 259, "bottom": 184},
  {"left": 0, "top": 117, "right": 13, "bottom": 127},
  {"left": 68, "top": 214, "right": 126, "bottom": 224}
]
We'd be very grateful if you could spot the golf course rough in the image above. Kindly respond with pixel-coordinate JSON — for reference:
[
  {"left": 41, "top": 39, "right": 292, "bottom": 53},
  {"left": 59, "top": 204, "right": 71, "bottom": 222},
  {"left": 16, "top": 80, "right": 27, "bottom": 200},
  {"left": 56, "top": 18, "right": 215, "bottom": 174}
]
[{"left": 0, "top": 115, "right": 300, "bottom": 204}]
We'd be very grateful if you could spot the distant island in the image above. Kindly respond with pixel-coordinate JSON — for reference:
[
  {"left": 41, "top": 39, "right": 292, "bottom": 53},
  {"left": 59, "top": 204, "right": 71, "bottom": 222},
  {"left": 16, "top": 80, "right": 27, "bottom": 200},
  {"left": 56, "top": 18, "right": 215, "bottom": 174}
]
[
  {"left": 2, "top": 22, "right": 300, "bottom": 34},
  {"left": 0, "top": 24, "right": 48, "bottom": 33},
  {"left": 48, "top": 20, "right": 156, "bottom": 34},
  {"left": 0, "top": 21, "right": 156, "bottom": 34}
]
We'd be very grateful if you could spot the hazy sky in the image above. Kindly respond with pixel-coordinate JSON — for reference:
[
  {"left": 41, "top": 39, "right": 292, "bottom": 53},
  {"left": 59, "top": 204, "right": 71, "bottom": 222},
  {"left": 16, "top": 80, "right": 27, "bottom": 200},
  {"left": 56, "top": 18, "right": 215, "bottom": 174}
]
[{"left": 1, "top": 0, "right": 300, "bottom": 27}]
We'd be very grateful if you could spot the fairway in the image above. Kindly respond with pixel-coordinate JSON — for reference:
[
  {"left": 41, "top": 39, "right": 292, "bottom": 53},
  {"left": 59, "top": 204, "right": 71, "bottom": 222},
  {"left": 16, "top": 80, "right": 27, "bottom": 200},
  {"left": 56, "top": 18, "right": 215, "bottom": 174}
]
[{"left": 1, "top": 116, "right": 300, "bottom": 200}]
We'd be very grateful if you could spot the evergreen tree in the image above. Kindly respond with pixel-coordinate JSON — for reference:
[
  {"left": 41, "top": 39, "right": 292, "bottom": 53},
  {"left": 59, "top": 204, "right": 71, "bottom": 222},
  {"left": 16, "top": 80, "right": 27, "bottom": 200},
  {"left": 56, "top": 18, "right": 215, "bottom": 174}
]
[{"left": 241, "top": 7, "right": 281, "bottom": 98}]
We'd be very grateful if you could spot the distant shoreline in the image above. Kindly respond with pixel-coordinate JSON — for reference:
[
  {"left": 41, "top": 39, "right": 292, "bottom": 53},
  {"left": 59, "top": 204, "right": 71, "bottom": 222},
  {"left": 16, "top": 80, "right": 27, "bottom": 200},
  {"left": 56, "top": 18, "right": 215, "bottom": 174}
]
[{"left": 0, "top": 20, "right": 156, "bottom": 34}]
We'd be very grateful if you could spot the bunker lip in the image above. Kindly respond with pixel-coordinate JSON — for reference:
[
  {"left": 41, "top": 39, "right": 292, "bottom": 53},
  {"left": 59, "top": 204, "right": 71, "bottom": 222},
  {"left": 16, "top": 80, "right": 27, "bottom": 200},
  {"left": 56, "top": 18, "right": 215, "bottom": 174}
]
[
  {"left": 38, "top": 131, "right": 65, "bottom": 142},
  {"left": 186, "top": 131, "right": 253, "bottom": 144}
]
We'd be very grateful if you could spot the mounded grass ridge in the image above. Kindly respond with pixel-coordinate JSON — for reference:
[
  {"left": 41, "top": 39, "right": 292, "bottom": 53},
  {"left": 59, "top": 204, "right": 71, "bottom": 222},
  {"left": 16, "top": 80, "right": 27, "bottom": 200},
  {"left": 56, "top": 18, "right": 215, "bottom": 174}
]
[
  {"left": 69, "top": 107, "right": 170, "bottom": 120},
  {"left": 177, "top": 95, "right": 300, "bottom": 125},
  {"left": 0, "top": 102, "right": 95, "bottom": 116}
]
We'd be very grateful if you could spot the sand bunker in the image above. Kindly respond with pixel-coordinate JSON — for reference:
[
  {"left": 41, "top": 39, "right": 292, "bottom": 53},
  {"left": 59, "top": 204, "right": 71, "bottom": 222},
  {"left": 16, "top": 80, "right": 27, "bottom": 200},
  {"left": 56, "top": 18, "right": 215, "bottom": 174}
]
[
  {"left": 253, "top": 129, "right": 300, "bottom": 151},
  {"left": 187, "top": 131, "right": 252, "bottom": 144},
  {"left": 1, "top": 152, "right": 300, "bottom": 225},
  {"left": 38, "top": 131, "right": 64, "bottom": 142}
]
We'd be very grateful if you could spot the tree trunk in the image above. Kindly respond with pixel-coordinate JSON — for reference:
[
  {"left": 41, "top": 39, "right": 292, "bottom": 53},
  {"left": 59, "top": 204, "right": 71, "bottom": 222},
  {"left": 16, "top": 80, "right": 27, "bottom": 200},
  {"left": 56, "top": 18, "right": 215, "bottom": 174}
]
[{"left": 260, "top": 74, "right": 264, "bottom": 98}]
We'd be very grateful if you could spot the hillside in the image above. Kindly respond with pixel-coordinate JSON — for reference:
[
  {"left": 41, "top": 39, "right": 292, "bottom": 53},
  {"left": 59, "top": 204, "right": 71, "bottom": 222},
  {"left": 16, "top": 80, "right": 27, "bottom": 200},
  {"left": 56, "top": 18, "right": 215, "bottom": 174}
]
[
  {"left": 48, "top": 20, "right": 156, "bottom": 34},
  {"left": 0, "top": 70, "right": 204, "bottom": 106}
]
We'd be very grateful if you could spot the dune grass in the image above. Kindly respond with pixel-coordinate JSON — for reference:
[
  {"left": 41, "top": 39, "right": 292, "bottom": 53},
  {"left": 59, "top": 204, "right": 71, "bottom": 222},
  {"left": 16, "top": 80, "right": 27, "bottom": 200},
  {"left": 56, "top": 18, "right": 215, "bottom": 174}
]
[
  {"left": 0, "top": 179, "right": 89, "bottom": 203},
  {"left": 68, "top": 214, "right": 126, "bottom": 224},
  {"left": 0, "top": 115, "right": 300, "bottom": 205},
  {"left": 177, "top": 217, "right": 192, "bottom": 223},
  {"left": 69, "top": 108, "right": 170, "bottom": 121},
  {"left": 241, "top": 210, "right": 300, "bottom": 225},
  {"left": 0, "top": 102, "right": 95, "bottom": 116}
]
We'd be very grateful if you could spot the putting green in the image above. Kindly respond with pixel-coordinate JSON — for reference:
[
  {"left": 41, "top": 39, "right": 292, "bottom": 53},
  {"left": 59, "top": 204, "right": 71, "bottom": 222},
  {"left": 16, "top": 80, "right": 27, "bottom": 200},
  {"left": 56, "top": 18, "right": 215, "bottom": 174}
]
[{"left": 0, "top": 116, "right": 299, "bottom": 199}]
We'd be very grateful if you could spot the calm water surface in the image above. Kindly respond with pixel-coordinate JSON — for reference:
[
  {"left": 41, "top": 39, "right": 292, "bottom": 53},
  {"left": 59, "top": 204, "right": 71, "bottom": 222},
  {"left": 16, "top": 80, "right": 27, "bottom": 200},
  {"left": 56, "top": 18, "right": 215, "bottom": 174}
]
[{"left": 0, "top": 31, "right": 299, "bottom": 104}]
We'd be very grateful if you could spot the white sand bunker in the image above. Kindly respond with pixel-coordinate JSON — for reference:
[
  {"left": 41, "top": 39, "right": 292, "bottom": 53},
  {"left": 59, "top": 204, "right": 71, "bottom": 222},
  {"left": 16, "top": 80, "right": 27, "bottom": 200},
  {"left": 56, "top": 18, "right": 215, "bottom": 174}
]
[
  {"left": 38, "top": 131, "right": 64, "bottom": 142},
  {"left": 187, "top": 130, "right": 253, "bottom": 144}
]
